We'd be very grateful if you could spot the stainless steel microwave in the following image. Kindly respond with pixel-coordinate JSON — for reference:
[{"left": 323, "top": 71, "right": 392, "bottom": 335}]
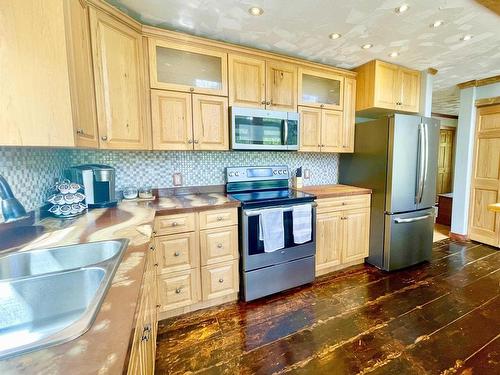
[{"left": 230, "top": 107, "right": 299, "bottom": 150}]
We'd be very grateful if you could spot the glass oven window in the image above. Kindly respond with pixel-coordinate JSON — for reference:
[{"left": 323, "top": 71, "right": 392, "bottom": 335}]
[
  {"left": 234, "top": 115, "right": 285, "bottom": 145},
  {"left": 246, "top": 210, "right": 313, "bottom": 255}
]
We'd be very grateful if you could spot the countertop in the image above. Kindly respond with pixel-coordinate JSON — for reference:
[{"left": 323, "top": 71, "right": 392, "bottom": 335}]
[
  {"left": 294, "top": 184, "right": 372, "bottom": 199},
  {"left": 0, "top": 187, "right": 240, "bottom": 375}
]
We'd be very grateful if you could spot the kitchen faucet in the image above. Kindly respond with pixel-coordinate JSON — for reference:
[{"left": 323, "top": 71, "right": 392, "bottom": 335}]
[{"left": 0, "top": 174, "right": 28, "bottom": 223}]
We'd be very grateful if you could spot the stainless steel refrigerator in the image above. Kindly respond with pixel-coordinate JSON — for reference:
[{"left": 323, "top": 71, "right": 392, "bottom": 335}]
[{"left": 339, "top": 114, "right": 440, "bottom": 271}]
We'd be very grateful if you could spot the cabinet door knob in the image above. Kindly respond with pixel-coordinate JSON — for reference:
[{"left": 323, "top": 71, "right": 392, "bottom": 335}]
[
  {"left": 320, "top": 104, "right": 324, "bottom": 108},
  {"left": 150, "top": 245, "right": 155, "bottom": 251},
  {"left": 216, "top": 216, "right": 223, "bottom": 221},
  {"left": 174, "top": 251, "right": 180, "bottom": 257},
  {"left": 172, "top": 221, "right": 178, "bottom": 226},
  {"left": 342, "top": 202, "right": 346, "bottom": 205},
  {"left": 76, "top": 129, "right": 84, "bottom": 135},
  {"left": 218, "top": 278, "right": 224, "bottom": 283},
  {"left": 194, "top": 139, "right": 199, "bottom": 144},
  {"left": 266, "top": 101, "right": 271, "bottom": 105},
  {"left": 101, "top": 135, "right": 108, "bottom": 141},
  {"left": 190, "top": 87, "right": 194, "bottom": 92},
  {"left": 261, "top": 100, "right": 266, "bottom": 105},
  {"left": 175, "top": 287, "right": 182, "bottom": 294},
  {"left": 188, "top": 139, "right": 193, "bottom": 144},
  {"left": 217, "top": 243, "right": 223, "bottom": 248}
]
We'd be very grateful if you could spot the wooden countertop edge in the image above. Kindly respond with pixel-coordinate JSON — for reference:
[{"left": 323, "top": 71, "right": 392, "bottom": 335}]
[
  {"left": 154, "top": 200, "right": 241, "bottom": 216},
  {"left": 293, "top": 184, "right": 373, "bottom": 199}
]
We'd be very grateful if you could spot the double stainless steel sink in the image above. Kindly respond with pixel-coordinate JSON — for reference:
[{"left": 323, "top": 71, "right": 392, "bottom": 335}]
[{"left": 0, "top": 239, "right": 129, "bottom": 359}]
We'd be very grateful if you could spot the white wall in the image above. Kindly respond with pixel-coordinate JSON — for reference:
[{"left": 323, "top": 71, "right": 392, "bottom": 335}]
[{"left": 451, "top": 82, "right": 500, "bottom": 235}]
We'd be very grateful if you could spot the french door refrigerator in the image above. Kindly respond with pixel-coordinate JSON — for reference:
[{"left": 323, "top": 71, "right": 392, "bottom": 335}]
[{"left": 340, "top": 114, "right": 440, "bottom": 271}]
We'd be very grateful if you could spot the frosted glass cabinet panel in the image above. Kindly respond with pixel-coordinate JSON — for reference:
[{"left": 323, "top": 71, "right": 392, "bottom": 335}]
[
  {"left": 298, "top": 68, "right": 344, "bottom": 110},
  {"left": 149, "top": 39, "right": 228, "bottom": 96}
]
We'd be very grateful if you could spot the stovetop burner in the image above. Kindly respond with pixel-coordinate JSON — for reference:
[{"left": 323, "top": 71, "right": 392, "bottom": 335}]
[{"left": 227, "top": 188, "right": 314, "bottom": 208}]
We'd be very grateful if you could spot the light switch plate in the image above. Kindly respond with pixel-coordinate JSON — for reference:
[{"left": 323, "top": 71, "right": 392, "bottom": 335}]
[{"left": 173, "top": 173, "right": 183, "bottom": 186}]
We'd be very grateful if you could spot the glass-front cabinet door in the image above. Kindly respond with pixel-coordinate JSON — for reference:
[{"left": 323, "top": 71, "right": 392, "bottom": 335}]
[
  {"left": 149, "top": 39, "right": 228, "bottom": 96},
  {"left": 298, "top": 68, "right": 344, "bottom": 110}
]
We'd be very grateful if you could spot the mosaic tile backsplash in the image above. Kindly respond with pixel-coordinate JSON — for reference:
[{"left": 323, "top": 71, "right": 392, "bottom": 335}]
[{"left": 0, "top": 147, "right": 338, "bottom": 220}]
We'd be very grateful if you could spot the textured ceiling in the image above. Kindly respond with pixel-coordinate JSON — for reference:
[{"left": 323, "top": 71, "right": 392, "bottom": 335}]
[{"left": 106, "top": 0, "right": 500, "bottom": 114}]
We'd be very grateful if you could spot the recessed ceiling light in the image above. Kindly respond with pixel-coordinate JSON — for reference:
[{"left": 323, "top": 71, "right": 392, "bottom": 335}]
[
  {"left": 461, "top": 34, "right": 473, "bottom": 41},
  {"left": 329, "top": 33, "right": 342, "bottom": 40},
  {"left": 361, "top": 43, "right": 373, "bottom": 49},
  {"left": 389, "top": 51, "right": 399, "bottom": 58},
  {"left": 431, "top": 20, "right": 444, "bottom": 28},
  {"left": 248, "top": 6, "right": 264, "bottom": 16},
  {"left": 395, "top": 4, "right": 409, "bottom": 13}
]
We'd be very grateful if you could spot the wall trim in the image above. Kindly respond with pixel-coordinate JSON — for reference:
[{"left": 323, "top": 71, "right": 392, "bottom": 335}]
[
  {"left": 457, "top": 75, "right": 500, "bottom": 89},
  {"left": 449, "top": 232, "right": 469, "bottom": 242}
]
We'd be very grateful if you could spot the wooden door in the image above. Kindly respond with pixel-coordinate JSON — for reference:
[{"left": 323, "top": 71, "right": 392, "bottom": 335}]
[
  {"left": 341, "top": 77, "right": 356, "bottom": 152},
  {"left": 436, "top": 128, "right": 455, "bottom": 194},
  {"left": 469, "top": 104, "right": 500, "bottom": 247},
  {"left": 64, "top": 0, "right": 99, "bottom": 148},
  {"left": 316, "top": 212, "right": 343, "bottom": 274},
  {"left": 298, "top": 107, "right": 321, "bottom": 152},
  {"left": 397, "top": 68, "right": 420, "bottom": 113},
  {"left": 151, "top": 90, "right": 193, "bottom": 150},
  {"left": 192, "top": 94, "right": 229, "bottom": 150},
  {"left": 228, "top": 54, "right": 266, "bottom": 108},
  {"left": 342, "top": 208, "right": 370, "bottom": 263},
  {"left": 320, "top": 110, "right": 343, "bottom": 153},
  {"left": 266, "top": 60, "right": 297, "bottom": 111},
  {"left": 373, "top": 60, "right": 398, "bottom": 110},
  {"left": 89, "top": 8, "right": 151, "bottom": 150}
]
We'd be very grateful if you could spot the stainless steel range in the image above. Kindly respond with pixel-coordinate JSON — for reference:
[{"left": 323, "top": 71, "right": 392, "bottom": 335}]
[{"left": 226, "top": 166, "right": 316, "bottom": 301}]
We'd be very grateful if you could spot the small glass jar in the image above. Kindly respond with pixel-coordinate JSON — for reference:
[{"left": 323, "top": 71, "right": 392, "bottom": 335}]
[
  {"left": 123, "top": 186, "right": 138, "bottom": 200},
  {"left": 139, "top": 186, "right": 153, "bottom": 199}
]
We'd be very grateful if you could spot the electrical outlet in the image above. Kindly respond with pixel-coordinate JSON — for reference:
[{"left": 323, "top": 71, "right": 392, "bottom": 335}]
[
  {"left": 304, "top": 169, "right": 311, "bottom": 179},
  {"left": 173, "top": 173, "right": 183, "bottom": 186}
]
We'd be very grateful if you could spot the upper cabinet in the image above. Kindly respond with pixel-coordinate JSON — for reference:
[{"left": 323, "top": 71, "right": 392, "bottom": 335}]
[
  {"left": 89, "top": 7, "right": 151, "bottom": 150},
  {"left": 228, "top": 54, "right": 297, "bottom": 111},
  {"left": 149, "top": 39, "right": 228, "bottom": 96},
  {"left": 354, "top": 60, "right": 420, "bottom": 115},
  {"left": 1, "top": 0, "right": 78, "bottom": 147},
  {"left": 298, "top": 68, "right": 344, "bottom": 110}
]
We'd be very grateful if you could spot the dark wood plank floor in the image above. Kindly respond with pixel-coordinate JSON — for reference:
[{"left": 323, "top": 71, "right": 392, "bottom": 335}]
[{"left": 155, "top": 239, "right": 500, "bottom": 374}]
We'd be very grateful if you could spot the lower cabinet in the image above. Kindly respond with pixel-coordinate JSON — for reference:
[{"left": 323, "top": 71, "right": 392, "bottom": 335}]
[
  {"left": 154, "top": 208, "right": 239, "bottom": 319},
  {"left": 315, "top": 194, "right": 371, "bottom": 276},
  {"left": 127, "top": 241, "right": 159, "bottom": 375}
]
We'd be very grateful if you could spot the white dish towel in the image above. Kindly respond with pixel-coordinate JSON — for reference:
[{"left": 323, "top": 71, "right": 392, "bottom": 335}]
[
  {"left": 292, "top": 204, "right": 312, "bottom": 244},
  {"left": 259, "top": 207, "right": 285, "bottom": 252}
]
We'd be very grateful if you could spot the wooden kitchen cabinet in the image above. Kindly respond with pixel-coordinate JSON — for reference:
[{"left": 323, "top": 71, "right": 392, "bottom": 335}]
[
  {"left": 298, "top": 107, "right": 343, "bottom": 153},
  {"left": 228, "top": 54, "right": 266, "bottom": 108},
  {"left": 342, "top": 77, "right": 356, "bottom": 152},
  {"left": 298, "top": 68, "right": 344, "bottom": 110},
  {"left": 154, "top": 208, "right": 239, "bottom": 319},
  {"left": 151, "top": 90, "right": 229, "bottom": 151},
  {"left": 315, "top": 194, "right": 371, "bottom": 276},
  {"left": 266, "top": 60, "right": 298, "bottom": 111},
  {"left": 89, "top": 7, "right": 151, "bottom": 150},
  {"left": 354, "top": 60, "right": 420, "bottom": 115},
  {"left": 149, "top": 39, "right": 228, "bottom": 96}
]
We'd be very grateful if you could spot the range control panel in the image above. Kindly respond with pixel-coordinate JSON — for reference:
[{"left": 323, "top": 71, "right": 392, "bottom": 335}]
[{"left": 226, "top": 166, "right": 289, "bottom": 183}]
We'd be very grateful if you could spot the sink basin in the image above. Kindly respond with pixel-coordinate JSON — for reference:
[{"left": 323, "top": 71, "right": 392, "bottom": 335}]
[
  {"left": 0, "top": 239, "right": 127, "bottom": 280},
  {"left": 0, "top": 239, "right": 129, "bottom": 359}
]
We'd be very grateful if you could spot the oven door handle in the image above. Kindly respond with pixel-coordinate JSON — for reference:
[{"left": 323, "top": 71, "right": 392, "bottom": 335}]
[{"left": 243, "top": 202, "right": 317, "bottom": 217}]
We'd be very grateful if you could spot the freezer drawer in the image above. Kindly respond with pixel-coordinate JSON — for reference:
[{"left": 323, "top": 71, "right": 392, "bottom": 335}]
[{"left": 383, "top": 208, "right": 434, "bottom": 271}]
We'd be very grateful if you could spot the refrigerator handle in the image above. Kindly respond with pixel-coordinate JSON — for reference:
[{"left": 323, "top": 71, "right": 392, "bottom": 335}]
[
  {"left": 416, "top": 123, "right": 425, "bottom": 204},
  {"left": 421, "top": 123, "right": 429, "bottom": 203},
  {"left": 394, "top": 214, "right": 432, "bottom": 223}
]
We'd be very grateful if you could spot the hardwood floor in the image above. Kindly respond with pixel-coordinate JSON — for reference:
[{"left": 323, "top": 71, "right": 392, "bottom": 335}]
[{"left": 155, "top": 239, "right": 500, "bottom": 374}]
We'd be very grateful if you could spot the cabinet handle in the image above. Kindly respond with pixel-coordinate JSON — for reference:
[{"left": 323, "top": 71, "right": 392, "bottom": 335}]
[
  {"left": 76, "top": 129, "right": 84, "bottom": 135},
  {"left": 101, "top": 136, "right": 108, "bottom": 141},
  {"left": 216, "top": 216, "right": 223, "bottom": 221},
  {"left": 266, "top": 101, "right": 271, "bottom": 105},
  {"left": 194, "top": 139, "right": 199, "bottom": 144},
  {"left": 342, "top": 202, "right": 347, "bottom": 205},
  {"left": 320, "top": 104, "right": 324, "bottom": 108},
  {"left": 175, "top": 287, "right": 182, "bottom": 294},
  {"left": 188, "top": 139, "right": 193, "bottom": 144},
  {"left": 261, "top": 100, "right": 266, "bottom": 105},
  {"left": 141, "top": 324, "right": 152, "bottom": 342},
  {"left": 150, "top": 245, "right": 155, "bottom": 251},
  {"left": 218, "top": 278, "right": 224, "bottom": 283},
  {"left": 152, "top": 230, "right": 157, "bottom": 235},
  {"left": 172, "top": 222, "right": 178, "bottom": 227},
  {"left": 154, "top": 263, "right": 158, "bottom": 267},
  {"left": 217, "top": 243, "right": 223, "bottom": 248},
  {"left": 190, "top": 87, "right": 194, "bottom": 92},
  {"left": 174, "top": 251, "right": 180, "bottom": 257}
]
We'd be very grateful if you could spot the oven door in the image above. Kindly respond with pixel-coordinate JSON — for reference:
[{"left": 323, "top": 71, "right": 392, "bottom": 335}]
[
  {"left": 231, "top": 107, "right": 299, "bottom": 150},
  {"left": 241, "top": 203, "right": 316, "bottom": 271}
]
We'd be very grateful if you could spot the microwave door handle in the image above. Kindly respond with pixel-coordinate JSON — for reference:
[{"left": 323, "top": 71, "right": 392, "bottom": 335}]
[{"left": 284, "top": 119, "right": 289, "bottom": 145}]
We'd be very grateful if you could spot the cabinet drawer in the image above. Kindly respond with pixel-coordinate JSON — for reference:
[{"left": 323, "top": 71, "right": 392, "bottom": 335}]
[
  {"left": 316, "top": 194, "right": 370, "bottom": 213},
  {"left": 198, "top": 208, "right": 237, "bottom": 229},
  {"left": 154, "top": 212, "right": 196, "bottom": 235},
  {"left": 155, "top": 232, "right": 199, "bottom": 274},
  {"left": 200, "top": 226, "right": 238, "bottom": 266},
  {"left": 201, "top": 260, "right": 239, "bottom": 301},
  {"left": 158, "top": 269, "right": 200, "bottom": 312}
]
